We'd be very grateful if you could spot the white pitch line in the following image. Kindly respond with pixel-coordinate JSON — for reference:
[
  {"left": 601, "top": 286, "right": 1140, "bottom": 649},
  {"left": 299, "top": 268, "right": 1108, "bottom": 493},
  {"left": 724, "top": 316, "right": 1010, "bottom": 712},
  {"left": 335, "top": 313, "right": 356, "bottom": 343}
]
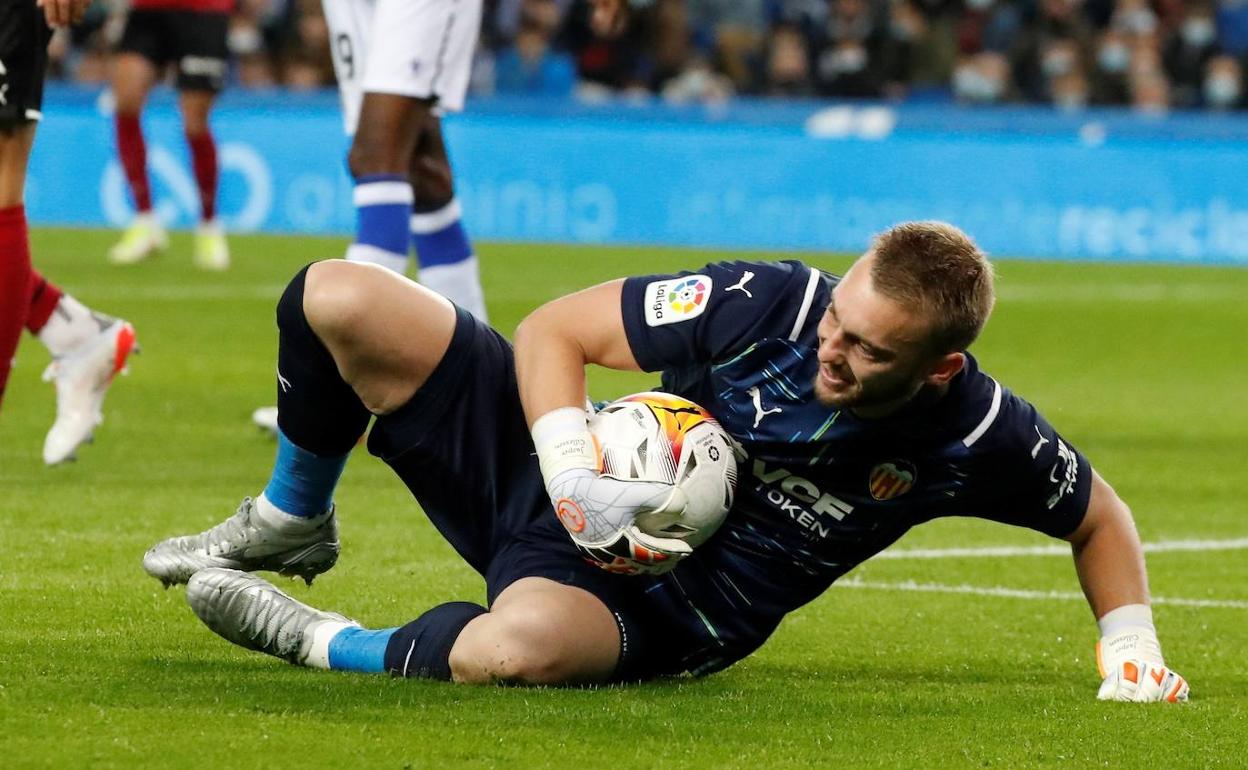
[
  {"left": 876, "top": 537, "right": 1248, "bottom": 561},
  {"left": 835, "top": 578, "right": 1248, "bottom": 610},
  {"left": 995, "top": 284, "right": 1246, "bottom": 303},
  {"left": 74, "top": 285, "right": 289, "bottom": 302}
]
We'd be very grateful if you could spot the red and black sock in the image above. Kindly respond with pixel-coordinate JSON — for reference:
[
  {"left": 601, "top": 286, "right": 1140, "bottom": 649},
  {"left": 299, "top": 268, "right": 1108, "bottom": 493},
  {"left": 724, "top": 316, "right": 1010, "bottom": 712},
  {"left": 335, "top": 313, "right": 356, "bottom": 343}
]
[
  {"left": 187, "top": 130, "right": 218, "bottom": 221},
  {"left": 25, "top": 268, "right": 63, "bottom": 335},
  {"left": 115, "top": 113, "right": 152, "bottom": 212},
  {"left": 0, "top": 205, "right": 33, "bottom": 406}
]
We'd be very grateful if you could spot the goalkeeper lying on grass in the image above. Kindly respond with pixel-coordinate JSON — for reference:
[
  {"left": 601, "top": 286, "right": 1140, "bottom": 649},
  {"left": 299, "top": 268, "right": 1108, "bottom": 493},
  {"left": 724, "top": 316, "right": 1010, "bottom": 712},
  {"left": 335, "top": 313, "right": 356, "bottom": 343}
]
[{"left": 143, "top": 221, "right": 1187, "bottom": 702}]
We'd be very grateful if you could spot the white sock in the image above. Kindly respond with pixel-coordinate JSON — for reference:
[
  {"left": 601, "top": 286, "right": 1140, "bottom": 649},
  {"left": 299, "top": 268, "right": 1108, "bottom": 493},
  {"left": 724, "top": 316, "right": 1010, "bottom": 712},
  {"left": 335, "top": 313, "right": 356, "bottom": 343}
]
[
  {"left": 419, "top": 257, "right": 488, "bottom": 322},
  {"left": 304, "top": 621, "right": 355, "bottom": 669},
  {"left": 255, "top": 493, "right": 331, "bottom": 533},
  {"left": 38, "top": 294, "right": 105, "bottom": 357},
  {"left": 345, "top": 243, "right": 410, "bottom": 274}
]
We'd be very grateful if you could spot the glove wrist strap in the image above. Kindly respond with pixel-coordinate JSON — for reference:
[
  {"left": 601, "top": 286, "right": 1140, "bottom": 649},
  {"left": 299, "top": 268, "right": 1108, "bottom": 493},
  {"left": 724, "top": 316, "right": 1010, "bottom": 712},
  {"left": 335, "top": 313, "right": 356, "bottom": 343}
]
[
  {"left": 532, "top": 407, "right": 598, "bottom": 486},
  {"left": 1097, "top": 624, "right": 1165, "bottom": 677},
  {"left": 1096, "top": 603, "right": 1155, "bottom": 637}
]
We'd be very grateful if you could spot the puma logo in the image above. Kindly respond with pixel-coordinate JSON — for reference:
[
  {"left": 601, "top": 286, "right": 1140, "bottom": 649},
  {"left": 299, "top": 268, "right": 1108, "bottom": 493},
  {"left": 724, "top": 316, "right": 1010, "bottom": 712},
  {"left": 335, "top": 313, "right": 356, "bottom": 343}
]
[
  {"left": 1030, "top": 425, "right": 1050, "bottom": 459},
  {"left": 726, "top": 271, "right": 755, "bottom": 298},
  {"left": 748, "top": 386, "right": 782, "bottom": 428}
]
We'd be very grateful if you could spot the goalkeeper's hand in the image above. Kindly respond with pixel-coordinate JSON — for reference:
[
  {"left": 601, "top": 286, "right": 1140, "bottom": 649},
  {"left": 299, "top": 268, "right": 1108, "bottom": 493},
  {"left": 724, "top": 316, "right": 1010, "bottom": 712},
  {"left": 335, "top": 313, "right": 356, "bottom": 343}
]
[
  {"left": 532, "top": 406, "right": 691, "bottom": 575},
  {"left": 1095, "top": 623, "right": 1189, "bottom": 703},
  {"left": 547, "top": 467, "right": 691, "bottom": 575}
]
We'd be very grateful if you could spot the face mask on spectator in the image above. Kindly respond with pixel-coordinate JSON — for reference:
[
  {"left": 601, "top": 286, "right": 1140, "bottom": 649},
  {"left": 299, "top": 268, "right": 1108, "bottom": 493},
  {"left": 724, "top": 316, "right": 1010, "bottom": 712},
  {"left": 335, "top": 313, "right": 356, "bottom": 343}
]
[
  {"left": 1042, "top": 49, "right": 1076, "bottom": 77},
  {"left": 1098, "top": 43, "right": 1130, "bottom": 73},
  {"left": 228, "top": 25, "right": 264, "bottom": 56},
  {"left": 966, "top": 0, "right": 995, "bottom": 10},
  {"left": 891, "top": 18, "right": 920, "bottom": 41},
  {"left": 1205, "top": 74, "right": 1241, "bottom": 106},
  {"left": 824, "top": 45, "right": 868, "bottom": 75},
  {"left": 1121, "top": 9, "right": 1157, "bottom": 36},
  {"left": 953, "top": 65, "right": 1003, "bottom": 102},
  {"left": 1182, "top": 18, "right": 1217, "bottom": 48},
  {"left": 1054, "top": 90, "right": 1087, "bottom": 110}
]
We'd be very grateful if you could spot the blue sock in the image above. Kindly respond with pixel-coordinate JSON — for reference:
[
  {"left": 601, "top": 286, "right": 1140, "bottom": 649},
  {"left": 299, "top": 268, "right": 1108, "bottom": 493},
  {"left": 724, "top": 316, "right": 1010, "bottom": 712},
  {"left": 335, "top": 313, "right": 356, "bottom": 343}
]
[
  {"left": 412, "top": 198, "right": 488, "bottom": 321},
  {"left": 346, "top": 173, "right": 412, "bottom": 274},
  {"left": 261, "top": 429, "right": 349, "bottom": 518},
  {"left": 328, "top": 627, "right": 398, "bottom": 673},
  {"left": 411, "top": 198, "right": 473, "bottom": 269}
]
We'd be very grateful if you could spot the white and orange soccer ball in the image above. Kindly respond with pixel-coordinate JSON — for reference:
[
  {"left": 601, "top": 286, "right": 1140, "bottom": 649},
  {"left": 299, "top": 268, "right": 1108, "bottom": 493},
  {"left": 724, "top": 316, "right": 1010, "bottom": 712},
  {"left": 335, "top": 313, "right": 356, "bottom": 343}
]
[{"left": 588, "top": 392, "right": 738, "bottom": 550}]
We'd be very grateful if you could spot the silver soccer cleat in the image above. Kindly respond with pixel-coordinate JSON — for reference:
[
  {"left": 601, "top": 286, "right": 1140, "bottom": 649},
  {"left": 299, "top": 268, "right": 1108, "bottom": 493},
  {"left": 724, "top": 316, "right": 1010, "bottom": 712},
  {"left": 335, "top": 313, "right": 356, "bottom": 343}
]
[
  {"left": 187, "top": 568, "right": 356, "bottom": 665},
  {"left": 142, "top": 497, "right": 340, "bottom": 587}
]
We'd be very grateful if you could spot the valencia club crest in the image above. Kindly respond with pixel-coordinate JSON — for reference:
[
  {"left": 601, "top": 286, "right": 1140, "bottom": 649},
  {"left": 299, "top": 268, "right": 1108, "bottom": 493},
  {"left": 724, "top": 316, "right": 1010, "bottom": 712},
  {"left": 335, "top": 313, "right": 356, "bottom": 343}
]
[{"left": 868, "top": 461, "right": 916, "bottom": 501}]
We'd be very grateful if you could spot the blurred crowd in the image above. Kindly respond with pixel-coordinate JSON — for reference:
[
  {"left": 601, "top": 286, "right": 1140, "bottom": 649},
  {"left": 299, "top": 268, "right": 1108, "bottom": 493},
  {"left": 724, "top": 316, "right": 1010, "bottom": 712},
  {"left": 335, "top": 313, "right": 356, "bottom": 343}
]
[{"left": 48, "top": 0, "right": 1248, "bottom": 111}]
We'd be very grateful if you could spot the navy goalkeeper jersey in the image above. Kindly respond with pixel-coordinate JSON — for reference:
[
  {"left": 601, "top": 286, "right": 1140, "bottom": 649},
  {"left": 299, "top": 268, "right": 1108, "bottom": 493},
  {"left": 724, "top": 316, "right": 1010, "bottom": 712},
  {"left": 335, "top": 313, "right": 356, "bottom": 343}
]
[{"left": 618, "top": 260, "right": 1093, "bottom": 674}]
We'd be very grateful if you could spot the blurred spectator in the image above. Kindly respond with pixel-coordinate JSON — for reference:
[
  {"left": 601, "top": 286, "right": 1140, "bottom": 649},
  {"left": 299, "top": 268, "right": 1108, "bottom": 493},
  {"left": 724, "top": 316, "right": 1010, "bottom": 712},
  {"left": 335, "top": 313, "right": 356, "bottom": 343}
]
[
  {"left": 1013, "top": 0, "right": 1095, "bottom": 102},
  {"left": 1130, "top": 45, "right": 1171, "bottom": 114},
  {"left": 1203, "top": 53, "right": 1245, "bottom": 109},
  {"left": 661, "top": 55, "right": 735, "bottom": 103},
  {"left": 1091, "top": 26, "right": 1132, "bottom": 104},
  {"left": 952, "top": 50, "right": 1011, "bottom": 104},
  {"left": 813, "top": 0, "right": 887, "bottom": 97},
  {"left": 558, "top": 0, "right": 652, "bottom": 92},
  {"left": 686, "top": 0, "right": 768, "bottom": 91},
  {"left": 1216, "top": 0, "right": 1248, "bottom": 57},
  {"left": 1165, "top": 3, "right": 1220, "bottom": 107},
  {"left": 761, "top": 23, "right": 813, "bottom": 96},
  {"left": 36, "top": 0, "right": 1248, "bottom": 113},
  {"left": 955, "top": 0, "right": 1022, "bottom": 56},
  {"left": 495, "top": 0, "right": 577, "bottom": 94},
  {"left": 1050, "top": 67, "right": 1091, "bottom": 110},
  {"left": 645, "top": 0, "right": 696, "bottom": 91}
]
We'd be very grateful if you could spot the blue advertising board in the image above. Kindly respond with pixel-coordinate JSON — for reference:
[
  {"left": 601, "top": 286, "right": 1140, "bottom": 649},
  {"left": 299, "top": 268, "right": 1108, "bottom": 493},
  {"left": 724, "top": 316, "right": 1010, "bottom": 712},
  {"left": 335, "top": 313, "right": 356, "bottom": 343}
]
[{"left": 27, "top": 86, "right": 1248, "bottom": 265}]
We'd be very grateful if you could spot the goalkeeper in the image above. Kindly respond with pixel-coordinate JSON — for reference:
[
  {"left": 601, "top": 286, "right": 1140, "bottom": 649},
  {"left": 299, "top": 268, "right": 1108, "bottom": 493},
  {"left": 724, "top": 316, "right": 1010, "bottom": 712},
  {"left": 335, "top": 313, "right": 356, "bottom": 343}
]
[{"left": 143, "top": 221, "right": 1187, "bottom": 702}]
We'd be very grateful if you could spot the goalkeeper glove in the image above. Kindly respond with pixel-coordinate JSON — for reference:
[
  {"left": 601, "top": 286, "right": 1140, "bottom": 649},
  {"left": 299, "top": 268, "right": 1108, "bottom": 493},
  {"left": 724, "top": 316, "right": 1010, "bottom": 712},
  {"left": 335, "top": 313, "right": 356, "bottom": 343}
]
[
  {"left": 1095, "top": 604, "right": 1189, "bottom": 703},
  {"left": 532, "top": 407, "right": 691, "bottom": 575}
]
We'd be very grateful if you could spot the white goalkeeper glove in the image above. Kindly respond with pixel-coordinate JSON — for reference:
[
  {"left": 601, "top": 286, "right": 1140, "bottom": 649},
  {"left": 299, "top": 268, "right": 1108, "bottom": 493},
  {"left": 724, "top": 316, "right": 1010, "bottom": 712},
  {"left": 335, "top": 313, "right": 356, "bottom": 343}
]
[
  {"left": 532, "top": 407, "right": 692, "bottom": 575},
  {"left": 1095, "top": 604, "right": 1189, "bottom": 703}
]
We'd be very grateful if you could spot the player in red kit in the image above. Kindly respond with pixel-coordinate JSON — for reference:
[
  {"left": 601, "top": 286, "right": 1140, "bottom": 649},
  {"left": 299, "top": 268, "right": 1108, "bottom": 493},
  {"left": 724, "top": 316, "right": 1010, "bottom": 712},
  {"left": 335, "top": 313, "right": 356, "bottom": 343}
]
[
  {"left": 1, "top": 0, "right": 138, "bottom": 463},
  {"left": 108, "top": 0, "right": 231, "bottom": 269}
]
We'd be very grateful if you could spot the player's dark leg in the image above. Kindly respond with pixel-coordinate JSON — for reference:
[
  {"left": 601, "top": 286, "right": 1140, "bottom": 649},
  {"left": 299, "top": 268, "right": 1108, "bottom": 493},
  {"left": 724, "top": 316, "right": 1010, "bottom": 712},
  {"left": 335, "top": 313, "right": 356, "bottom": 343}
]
[
  {"left": 175, "top": 9, "right": 229, "bottom": 270},
  {"left": 0, "top": 124, "right": 37, "bottom": 407},
  {"left": 178, "top": 90, "right": 228, "bottom": 270},
  {"left": 342, "top": 93, "right": 426, "bottom": 274},
  {"left": 295, "top": 263, "right": 619, "bottom": 683},
  {"left": 0, "top": 122, "right": 137, "bottom": 461},
  {"left": 111, "top": 53, "right": 154, "bottom": 212},
  {"left": 180, "top": 261, "right": 621, "bottom": 683},
  {"left": 109, "top": 50, "right": 166, "bottom": 263},
  {"left": 178, "top": 90, "right": 217, "bottom": 222},
  {"left": 186, "top": 568, "right": 622, "bottom": 684},
  {"left": 1, "top": 5, "right": 138, "bottom": 458},
  {"left": 143, "top": 259, "right": 451, "bottom": 585},
  {"left": 408, "top": 117, "right": 488, "bottom": 321}
]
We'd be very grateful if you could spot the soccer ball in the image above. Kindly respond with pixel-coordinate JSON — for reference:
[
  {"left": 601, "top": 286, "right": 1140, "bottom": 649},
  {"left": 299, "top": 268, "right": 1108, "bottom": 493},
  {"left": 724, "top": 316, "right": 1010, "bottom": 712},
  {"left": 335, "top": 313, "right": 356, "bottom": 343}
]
[{"left": 589, "top": 392, "right": 737, "bottom": 547}]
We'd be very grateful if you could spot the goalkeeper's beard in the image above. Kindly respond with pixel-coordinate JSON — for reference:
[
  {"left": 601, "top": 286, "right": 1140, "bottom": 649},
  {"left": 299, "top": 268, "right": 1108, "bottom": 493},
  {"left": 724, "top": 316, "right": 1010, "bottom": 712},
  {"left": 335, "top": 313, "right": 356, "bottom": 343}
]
[{"left": 813, "top": 360, "right": 925, "bottom": 414}]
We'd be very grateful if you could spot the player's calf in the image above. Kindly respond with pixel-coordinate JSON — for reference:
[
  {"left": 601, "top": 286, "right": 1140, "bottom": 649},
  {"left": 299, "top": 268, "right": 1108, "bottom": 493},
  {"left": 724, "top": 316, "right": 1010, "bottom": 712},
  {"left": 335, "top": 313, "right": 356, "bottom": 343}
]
[{"left": 447, "top": 579, "right": 622, "bottom": 685}]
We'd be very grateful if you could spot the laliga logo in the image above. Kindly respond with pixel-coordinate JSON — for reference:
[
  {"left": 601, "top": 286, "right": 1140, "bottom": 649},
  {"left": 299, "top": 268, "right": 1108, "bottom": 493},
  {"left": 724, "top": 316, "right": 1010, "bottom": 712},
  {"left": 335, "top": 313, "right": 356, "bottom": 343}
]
[
  {"left": 100, "top": 143, "right": 273, "bottom": 230},
  {"left": 667, "top": 278, "right": 708, "bottom": 315}
]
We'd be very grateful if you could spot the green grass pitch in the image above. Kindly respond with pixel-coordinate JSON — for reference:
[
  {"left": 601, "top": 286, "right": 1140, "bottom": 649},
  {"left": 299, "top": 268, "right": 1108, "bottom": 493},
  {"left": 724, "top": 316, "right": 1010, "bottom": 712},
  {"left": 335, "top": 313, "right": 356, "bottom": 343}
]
[{"left": 2, "top": 229, "right": 1246, "bottom": 768}]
